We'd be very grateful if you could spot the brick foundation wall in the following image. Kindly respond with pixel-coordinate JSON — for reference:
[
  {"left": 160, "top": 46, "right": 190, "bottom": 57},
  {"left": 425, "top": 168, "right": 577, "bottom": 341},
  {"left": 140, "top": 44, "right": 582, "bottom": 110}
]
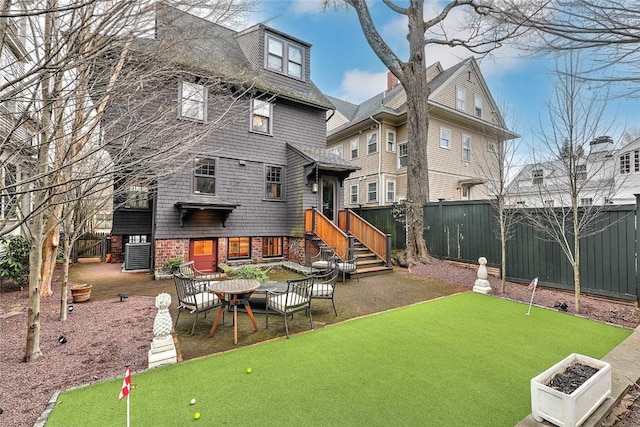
[
  {"left": 288, "top": 237, "right": 305, "bottom": 264},
  {"left": 110, "top": 235, "right": 124, "bottom": 263},
  {"left": 154, "top": 239, "right": 189, "bottom": 270}
]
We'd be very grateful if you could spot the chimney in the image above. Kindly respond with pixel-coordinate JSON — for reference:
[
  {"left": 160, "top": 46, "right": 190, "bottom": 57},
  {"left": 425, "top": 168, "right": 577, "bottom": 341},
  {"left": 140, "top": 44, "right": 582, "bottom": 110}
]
[{"left": 387, "top": 71, "right": 399, "bottom": 90}]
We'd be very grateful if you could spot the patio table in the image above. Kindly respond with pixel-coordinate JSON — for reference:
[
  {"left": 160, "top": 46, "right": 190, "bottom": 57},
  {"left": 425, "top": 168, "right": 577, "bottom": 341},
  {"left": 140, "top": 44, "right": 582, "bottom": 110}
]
[{"left": 208, "top": 279, "right": 261, "bottom": 344}]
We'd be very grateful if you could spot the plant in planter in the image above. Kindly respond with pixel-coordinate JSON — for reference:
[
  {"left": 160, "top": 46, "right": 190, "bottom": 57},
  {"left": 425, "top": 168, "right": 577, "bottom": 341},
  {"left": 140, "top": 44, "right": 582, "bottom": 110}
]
[
  {"left": 163, "top": 258, "right": 184, "bottom": 274},
  {"left": 228, "top": 265, "right": 272, "bottom": 282},
  {"left": 531, "top": 353, "right": 611, "bottom": 427}
]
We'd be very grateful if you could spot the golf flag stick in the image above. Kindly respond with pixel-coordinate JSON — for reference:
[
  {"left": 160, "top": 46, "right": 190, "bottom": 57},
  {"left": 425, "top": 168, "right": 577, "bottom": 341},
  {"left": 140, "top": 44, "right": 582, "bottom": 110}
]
[
  {"left": 526, "top": 277, "right": 539, "bottom": 315},
  {"left": 119, "top": 366, "right": 131, "bottom": 427}
]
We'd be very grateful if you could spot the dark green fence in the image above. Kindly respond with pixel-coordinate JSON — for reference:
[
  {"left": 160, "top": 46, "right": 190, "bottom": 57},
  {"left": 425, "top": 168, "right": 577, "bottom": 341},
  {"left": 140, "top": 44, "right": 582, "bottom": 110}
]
[{"left": 358, "top": 200, "right": 638, "bottom": 302}]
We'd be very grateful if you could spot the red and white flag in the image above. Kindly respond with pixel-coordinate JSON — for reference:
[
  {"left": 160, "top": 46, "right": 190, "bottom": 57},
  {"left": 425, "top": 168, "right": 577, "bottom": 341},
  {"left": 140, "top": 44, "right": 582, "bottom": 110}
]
[
  {"left": 119, "top": 366, "right": 131, "bottom": 401},
  {"left": 528, "top": 277, "right": 539, "bottom": 290}
]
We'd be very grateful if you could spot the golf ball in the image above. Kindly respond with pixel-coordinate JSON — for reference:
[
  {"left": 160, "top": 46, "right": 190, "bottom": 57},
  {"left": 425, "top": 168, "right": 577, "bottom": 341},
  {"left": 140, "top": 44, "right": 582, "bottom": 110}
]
[
  {"left": 194, "top": 412, "right": 201, "bottom": 420},
  {"left": 190, "top": 398, "right": 196, "bottom": 405},
  {"left": 246, "top": 368, "right": 252, "bottom": 374}
]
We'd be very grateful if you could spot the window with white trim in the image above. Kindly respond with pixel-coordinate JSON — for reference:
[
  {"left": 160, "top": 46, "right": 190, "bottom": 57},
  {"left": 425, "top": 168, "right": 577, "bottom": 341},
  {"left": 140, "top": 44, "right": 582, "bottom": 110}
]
[
  {"left": 250, "top": 99, "right": 272, "bottom": 134},
  {"left": 440, "top": 128, "right": 451, "bottom": 149},
  {"left": 179, "top": 81, "right": 207, "bottom": 122},
  {"left": 266, "top": 35, "right": 304, "bottom": 80},
  {"left": 580, "top": 198, "right": 593, "bottom": 206},
  {"left": 1, "top": 163, "right": 17, "bottom": 219},
  {"left": 367, "top": 132, "right": 377, "bottom": 154},
  {"left": 398, "top": 142, "right": 408, "bottom": 168},
  {"left": 474, "top": 94, "right": 482, "bottom": 118},
  {"left": 386, "top": 180, "right": 395, "bottom": 202},
  {"left": 576, "top": 164, "right": 587, "bottom": 180},
  {"left": 350, "top": 138, "right": 359, "bottom": 159},
  {"left": 456, "top": 87, "right": 466, "bottom": 111},
  {"left": 462, "top": 135, "right": 471, "bottom": 162},
  {"left": 386, "top": 130, "right": 396, "bottom": 152},
  {"left": 194, "top": 158, "right": 216, "bottom": 195},
  {"left": 532, "top": 169, "right": 544, "bottom": 185},
  {"left": 350, "top": 184, "right": 358, "bottom": 204},
  {"left": 367, "top": 182, "right": 377, "bottom": 202},
  {"left": 265, "top": 165, "right": 283, "bottom": 200}
]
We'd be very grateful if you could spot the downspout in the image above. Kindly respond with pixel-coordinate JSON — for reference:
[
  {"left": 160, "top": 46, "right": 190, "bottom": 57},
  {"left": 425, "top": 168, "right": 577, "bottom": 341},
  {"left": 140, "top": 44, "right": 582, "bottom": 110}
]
[{"left": 370, "top": 115, "right": 382, "bottom": 206}]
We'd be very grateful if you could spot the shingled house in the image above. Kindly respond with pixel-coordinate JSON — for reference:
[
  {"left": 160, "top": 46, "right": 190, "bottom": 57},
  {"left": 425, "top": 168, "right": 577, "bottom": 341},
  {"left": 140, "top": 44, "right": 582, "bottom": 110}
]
[{"left": 105, "top": 6, "right": 358, "bottom": 273}]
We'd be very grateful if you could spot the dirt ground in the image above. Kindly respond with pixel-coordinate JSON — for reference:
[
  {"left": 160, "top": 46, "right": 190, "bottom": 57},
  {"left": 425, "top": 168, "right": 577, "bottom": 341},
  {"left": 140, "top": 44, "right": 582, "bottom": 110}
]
[{"left": 1, "top": 259, "right": 639, "bottom": 427}]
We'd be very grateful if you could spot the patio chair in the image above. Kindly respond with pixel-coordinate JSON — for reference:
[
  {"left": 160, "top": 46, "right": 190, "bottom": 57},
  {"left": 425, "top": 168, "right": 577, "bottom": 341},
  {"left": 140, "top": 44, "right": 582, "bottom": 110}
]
[
  {"left": 178, "top": 261, "right": 226, "bottom": 292},
  {"left": 310, "top": 266, "right": 339, "bottom": 316},
  {"left": 335, "top": 255, "right": 359, "bottom": 282},
  {"left": 310, "top": 246, "right": 336, "bottom": 271},
  {"left": 265, "top": 276, "right": 314, "bottom": 338},
  {"left": 173, "top": 272, "right": 222, "bottom": 335}
]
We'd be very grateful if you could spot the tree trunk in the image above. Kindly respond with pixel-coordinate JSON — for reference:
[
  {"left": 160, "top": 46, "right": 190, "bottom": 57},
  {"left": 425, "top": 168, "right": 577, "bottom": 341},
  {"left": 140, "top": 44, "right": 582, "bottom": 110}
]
[
  {"left": 401, "top": 0, "right": 430, "bottom": 266},
  {"left": 60, "top": 235, "right": 71, "bottom": 321},
  {"left": 500, "top": 204, "right": 507, "bottom": 293},
  {"left": 40, "top": 221, "right": 60, "bottom": 297},
  {"left": 573, "top": 208, "right": 581, "bottom": 313},
  {"left": 25, "top": 213, "right": 45, "bottom": 362}
]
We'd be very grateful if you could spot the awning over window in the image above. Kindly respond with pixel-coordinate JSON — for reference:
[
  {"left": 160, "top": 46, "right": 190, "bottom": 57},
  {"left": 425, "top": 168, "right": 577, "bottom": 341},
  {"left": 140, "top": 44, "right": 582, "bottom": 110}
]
[
  {"left": 174, "top": 197, "right": 239, "bottom": 227},
  {"left": 457, "top": 178, "right": 485, "bottom": 187}
]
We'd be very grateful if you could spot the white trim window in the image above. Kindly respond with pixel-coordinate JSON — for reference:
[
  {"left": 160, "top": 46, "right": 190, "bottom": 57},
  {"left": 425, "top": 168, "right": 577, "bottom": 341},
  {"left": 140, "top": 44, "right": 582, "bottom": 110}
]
[
  {"left": 179, "top": 81, "right": 207, "bottom": 122},
  {"left": 266, "top": 35, "right": 304, "bottom": 80},
  {"left": 456, "top": 87, "right": 466, "bottom": 111},
  {"left": 350, "top": 184, "right": 358, "bottom": 204},
  {"left": 251, "top": 98, "right": 272, "bottom": 134},
  {"left": 194, "top": 157, "right": 216, "bottom": 195},
  {"left": 367, "top": 132, "right": 378, "bottom": 154},
  {"left": 580, "top": 197, "right": 593, "bottom": 206},
  {"left": 386, "top": 130, "right": 396, "bottom": 152},
  {"left": 440, "top": 128, "right": 451, "bottom": 149},
  {"left": 461, "top": 185, "right": 470, "bottom": 200},
  {"left": 532, "top": 169, "right": 544, "bottom": 185},
  {"left": 265, "top": 165, "right": 284, "bottom": 200},
  {"left": 350, "top": 138, "right": 359, "bottom": 159},
  {"left": 386, "top": 180, "right": 395, "bottom": 203},
  {"left": 474, "top": 94, "right": 482, "bottom": 118},
  {"left": 367, "top": 182, "right": 377, "bottom": 202},
  {"left": 462, "top": 135, "right": 471, "bottom": 162},
  {"left": 398, "top": 142, "right": 408, "bottom": 168}
]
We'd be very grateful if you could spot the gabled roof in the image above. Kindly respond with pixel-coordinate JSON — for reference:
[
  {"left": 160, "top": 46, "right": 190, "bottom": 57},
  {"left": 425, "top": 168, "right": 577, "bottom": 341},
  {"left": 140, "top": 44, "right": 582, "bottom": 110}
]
[
  {"left": 143, "top": 4, "right": 332, "bottom": 110},
  {"left": 287, "top": 142, "right": 360, "bottom": 172}
]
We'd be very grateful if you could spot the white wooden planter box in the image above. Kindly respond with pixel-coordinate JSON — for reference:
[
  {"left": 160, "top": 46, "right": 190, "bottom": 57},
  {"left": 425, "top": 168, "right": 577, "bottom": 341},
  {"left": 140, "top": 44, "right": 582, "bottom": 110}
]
[{"left": 531, "top": 353, "right": 611, "bottom": 427}]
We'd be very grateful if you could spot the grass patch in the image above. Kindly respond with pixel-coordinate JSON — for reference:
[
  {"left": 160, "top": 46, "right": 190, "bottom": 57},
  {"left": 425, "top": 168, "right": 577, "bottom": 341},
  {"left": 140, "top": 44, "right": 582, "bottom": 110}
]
[{"left": 46, "top": 293, "right": 631, "bottom": 426}]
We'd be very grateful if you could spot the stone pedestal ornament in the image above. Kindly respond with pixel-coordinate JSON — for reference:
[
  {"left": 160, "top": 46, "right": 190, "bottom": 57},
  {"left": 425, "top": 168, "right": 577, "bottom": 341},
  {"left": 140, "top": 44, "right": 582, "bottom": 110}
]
[
  {"left": 472, "top": 257, "right": 492, "bottom": 294},
  {"left": 148, "top": 293, "right": 177, "bottom": 368}
]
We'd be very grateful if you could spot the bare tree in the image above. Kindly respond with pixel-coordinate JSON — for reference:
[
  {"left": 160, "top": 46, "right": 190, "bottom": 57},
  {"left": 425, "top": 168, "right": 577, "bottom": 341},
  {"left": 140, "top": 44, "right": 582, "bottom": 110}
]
[
  {"left": 474, "top": 101, "right": 522, "bottom": 292},
  {"left": 0, "top": 0, "right": 257, "bottom": 361},
  {"left": 324, "top": 0, "right": 533, "bottom": 265},
  {"left": 516, "top": 54, "right": 619, "bottom": 314}
]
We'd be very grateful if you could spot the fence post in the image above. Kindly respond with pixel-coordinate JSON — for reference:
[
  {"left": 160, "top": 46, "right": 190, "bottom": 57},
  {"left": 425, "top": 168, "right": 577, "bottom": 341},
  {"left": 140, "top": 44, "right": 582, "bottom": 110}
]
[
  {"left": 635, "top": 194, "right": 640, "bottom": 304},
  {"left": 386, "top": 234, "right": 392, "bottom": 267}
]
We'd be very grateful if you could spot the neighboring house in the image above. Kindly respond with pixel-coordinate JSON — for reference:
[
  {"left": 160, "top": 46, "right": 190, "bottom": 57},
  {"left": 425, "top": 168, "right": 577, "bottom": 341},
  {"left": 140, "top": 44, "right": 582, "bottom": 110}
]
[
  {"left": 0, "top": 2, "right": 34, "bottom": 239},
  {"left": 506, "top": 136, "right": 622, "bottom": 207},
  {"left": 326, "top": 58, "right": 517, "bottom": 208},
  {"left": 104, "top": 6, "right": 358, "bottom": 272}
]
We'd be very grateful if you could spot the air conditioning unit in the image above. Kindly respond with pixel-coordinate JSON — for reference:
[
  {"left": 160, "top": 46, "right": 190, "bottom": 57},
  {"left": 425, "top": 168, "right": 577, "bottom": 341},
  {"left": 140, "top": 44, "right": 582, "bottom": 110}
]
[{"left": 124, "top": 242, "right": 151, "bottom": 271}]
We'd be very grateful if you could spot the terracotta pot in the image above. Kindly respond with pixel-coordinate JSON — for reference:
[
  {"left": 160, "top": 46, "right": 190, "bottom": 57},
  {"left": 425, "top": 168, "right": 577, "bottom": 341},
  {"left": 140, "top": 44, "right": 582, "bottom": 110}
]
[{"left": 70, "top": 283, "right": 92, "bottom": 302}]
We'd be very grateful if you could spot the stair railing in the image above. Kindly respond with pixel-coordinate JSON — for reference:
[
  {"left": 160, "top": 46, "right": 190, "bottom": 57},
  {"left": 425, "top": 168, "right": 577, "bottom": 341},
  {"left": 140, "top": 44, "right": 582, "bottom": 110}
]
[
  {"left": 305, "top": 208, "right": 349, "bottom": 259},
  {"left": 339, "top": 209, "right": 392, "bottom": 267}
]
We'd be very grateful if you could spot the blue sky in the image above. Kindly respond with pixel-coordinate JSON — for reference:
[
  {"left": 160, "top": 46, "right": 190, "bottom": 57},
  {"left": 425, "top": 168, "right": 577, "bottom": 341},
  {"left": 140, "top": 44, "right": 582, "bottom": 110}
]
[{"left": 246, "top": 0, "right": 640, "bottom": 160}]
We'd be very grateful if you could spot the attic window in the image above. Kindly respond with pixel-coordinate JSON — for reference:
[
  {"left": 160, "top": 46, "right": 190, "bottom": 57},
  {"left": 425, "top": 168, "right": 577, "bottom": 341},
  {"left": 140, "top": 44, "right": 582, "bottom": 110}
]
[
  {"left": 266, "top": 35, "right": 304, "bottom": 80},
  {"left": 179, "top": 81, "right": 207, "bottom": 122},
  {"left": 532, "top": 169, "right": 544, "bottom": 185}
]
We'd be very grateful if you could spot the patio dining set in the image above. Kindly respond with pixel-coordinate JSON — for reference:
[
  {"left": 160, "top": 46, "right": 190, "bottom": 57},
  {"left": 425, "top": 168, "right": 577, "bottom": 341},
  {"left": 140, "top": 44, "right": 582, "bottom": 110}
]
[{"left": 172, "top": 249, "right": 357, "bottom": 343}]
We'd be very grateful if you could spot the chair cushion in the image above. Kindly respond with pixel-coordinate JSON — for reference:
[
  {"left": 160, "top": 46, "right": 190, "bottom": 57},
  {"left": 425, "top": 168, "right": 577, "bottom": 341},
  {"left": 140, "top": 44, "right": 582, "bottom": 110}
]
[
  {"left": 335, "top": 262, "right": 355, "bottom": 272},
  {"left": 193, "top": 292, "right": 219, "bottom": 309},
  {"left": 311, "top": 283, "right": 334, "bottom": 297},
  {"left": 311, "top": 260, "right": 330, "bottom": 269},
  {"left": 267, "top": 292, "right": 308, "bottom": 313}
]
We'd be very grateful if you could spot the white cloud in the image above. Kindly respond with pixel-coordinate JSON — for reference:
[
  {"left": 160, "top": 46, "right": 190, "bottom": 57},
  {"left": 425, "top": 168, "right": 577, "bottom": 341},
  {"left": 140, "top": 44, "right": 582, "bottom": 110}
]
[
  {"left": 291, "top": 0, "right": 325, "bottom": 15},
  {"left": 333, "top": 69, "right": 388, "bottom": 104}
]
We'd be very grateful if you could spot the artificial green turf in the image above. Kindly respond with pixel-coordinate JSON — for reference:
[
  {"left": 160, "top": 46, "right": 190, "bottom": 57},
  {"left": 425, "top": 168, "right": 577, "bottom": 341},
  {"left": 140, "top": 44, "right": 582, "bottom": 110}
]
[{"left": 46, "top": 293, "right": 631, "bottom": 426}]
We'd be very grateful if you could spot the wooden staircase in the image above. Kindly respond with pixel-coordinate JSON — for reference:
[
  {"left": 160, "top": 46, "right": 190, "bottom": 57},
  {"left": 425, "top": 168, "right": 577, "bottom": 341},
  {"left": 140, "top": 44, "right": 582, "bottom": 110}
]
[{"left": 350, "top": 238, "right": 393, "bottom": 277}]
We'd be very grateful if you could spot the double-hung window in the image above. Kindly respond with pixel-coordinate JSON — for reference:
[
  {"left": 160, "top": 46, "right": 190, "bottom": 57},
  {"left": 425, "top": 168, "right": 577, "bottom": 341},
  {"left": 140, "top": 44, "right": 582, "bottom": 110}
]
[
  {"left": 251, "top": 98, "right": 272, "bottom": 134},
  {"left": 367, "top": 182, "right": 377, "bottom": 202},
  {"left": 456, "top": 87, "right": 466, "bottom": 111},
  {"left": 386, "top": 180, "right": 395, "bottom": 202},
  {"left": 440, "top": 128, "right": 451, "bottom": 149},
  {"left": 350, "top": 184, "right": 358, "bottom": 204},
  {"left": 350, "top": 139, "right": 359, "bottom": 159},
  {"left": 620, "top": 153, "right": 631, "bottom": 174},
  {"left": 180, "top": 81, "right": 207, "bottom": 122},
  {"left": 474, "top": 94, "right": 482, "bottom": 118},
  {"left": 367, "top": 132, "right": 377, "bottom": 154},
  {"left": 265, "top": 165, "right": 283, "bottom": 200},
  {"left": 194, "top": 158, "right": 216, "bottom": 195},
  {"left": 228, "top": 237, "right": 250, "bottom": 259},
  {"left": 398, "top": 143, "right": 408, "bottom": 168},
  {"left": 532, "top": 169, "right": 544, "bottom": 185},
  {"left": 576, "top": 164, "right": 587, "bottom": 180},
  {"left": 263, "top": 237, "right": 283, "bottom": 257},
  {"left": 462, "top": 135, "right": 471, "bottom": 162},
  {"left": 266, "top": 36, "right": 304, "bottom": 80},
  {"left": 387, "top": 130, "right": 396, "bottom": 152}
]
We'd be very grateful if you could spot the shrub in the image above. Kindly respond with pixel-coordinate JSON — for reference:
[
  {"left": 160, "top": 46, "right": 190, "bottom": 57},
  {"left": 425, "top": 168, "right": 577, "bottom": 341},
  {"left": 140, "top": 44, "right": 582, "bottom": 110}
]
[
  {"left": 163, "top": 258, "right": 184, "bottom": 273},
  {"left": 0, "top": 235, "right": 30, "bottom": 287},
  {"left": 228, "top": 265, "right": 271, "bottom": 282}
]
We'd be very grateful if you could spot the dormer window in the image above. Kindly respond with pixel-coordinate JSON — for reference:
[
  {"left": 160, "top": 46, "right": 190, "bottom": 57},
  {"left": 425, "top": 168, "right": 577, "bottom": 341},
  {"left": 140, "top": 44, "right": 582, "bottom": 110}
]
[{"left": 266, "top": 35, "right": 304, "bottom": 80}]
